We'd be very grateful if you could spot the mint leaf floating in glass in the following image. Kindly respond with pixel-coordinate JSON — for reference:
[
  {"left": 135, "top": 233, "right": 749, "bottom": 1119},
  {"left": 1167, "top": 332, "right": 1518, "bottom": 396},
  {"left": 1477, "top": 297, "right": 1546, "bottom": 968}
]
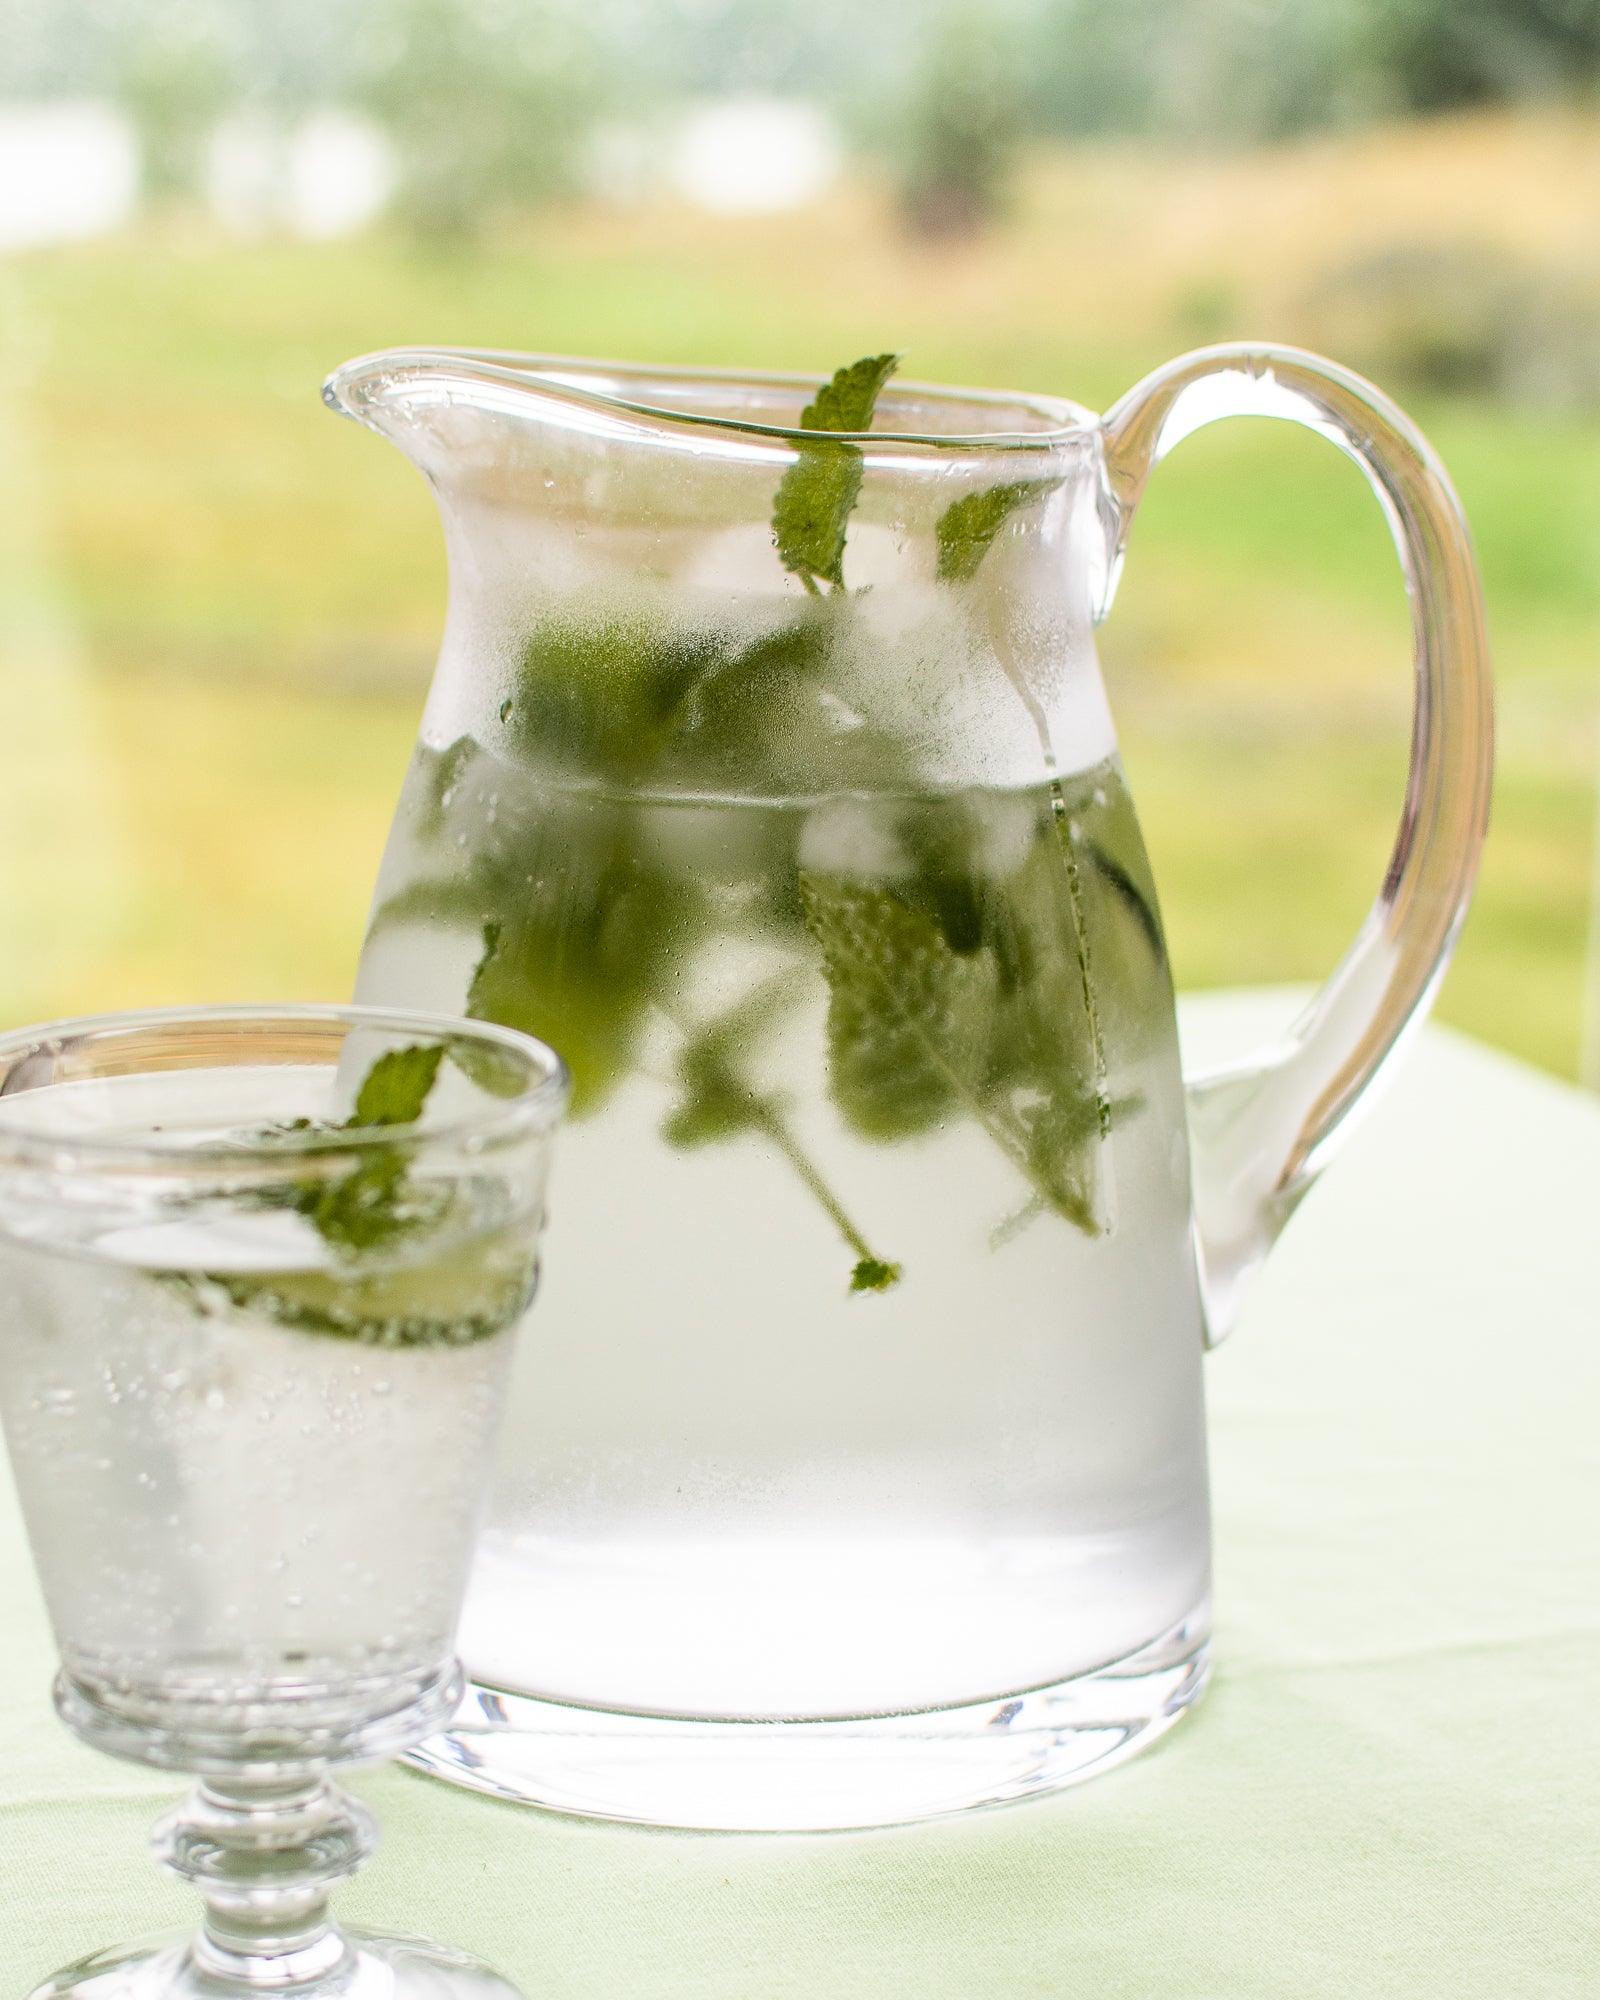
[
  {"left": 352, "top": 1041, "right": 445, "bottom": 1125},
  {"left": 0, "top": 1003, "right": 565, "bottom": 1989}
]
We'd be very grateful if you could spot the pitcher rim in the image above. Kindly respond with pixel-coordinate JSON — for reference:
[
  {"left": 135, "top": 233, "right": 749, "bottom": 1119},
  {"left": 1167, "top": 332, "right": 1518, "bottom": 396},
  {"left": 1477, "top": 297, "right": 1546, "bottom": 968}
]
[{"left": 323, "top": 346, "right": 1097, "bottom": 454}]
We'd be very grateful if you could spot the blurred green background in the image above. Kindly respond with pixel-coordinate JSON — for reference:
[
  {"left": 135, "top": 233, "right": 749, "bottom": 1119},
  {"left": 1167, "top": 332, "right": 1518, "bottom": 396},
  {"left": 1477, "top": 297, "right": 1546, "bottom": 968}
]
[{"left": 2, "top": 0, "right": 1597, "bottom": 1078}]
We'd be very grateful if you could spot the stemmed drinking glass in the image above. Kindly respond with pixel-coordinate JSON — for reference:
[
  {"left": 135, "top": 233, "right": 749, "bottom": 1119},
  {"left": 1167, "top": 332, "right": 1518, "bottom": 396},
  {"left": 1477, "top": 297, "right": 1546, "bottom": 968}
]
[{"left": 0, "top": 1004, "right": 567, "bottom": 2000}]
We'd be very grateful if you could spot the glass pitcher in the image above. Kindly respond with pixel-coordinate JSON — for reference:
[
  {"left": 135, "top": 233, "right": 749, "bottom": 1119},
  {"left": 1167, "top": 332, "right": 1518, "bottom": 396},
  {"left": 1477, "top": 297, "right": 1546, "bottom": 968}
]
[{"left": 325, "top": 344, "right": 1492, "bottom": 1830}]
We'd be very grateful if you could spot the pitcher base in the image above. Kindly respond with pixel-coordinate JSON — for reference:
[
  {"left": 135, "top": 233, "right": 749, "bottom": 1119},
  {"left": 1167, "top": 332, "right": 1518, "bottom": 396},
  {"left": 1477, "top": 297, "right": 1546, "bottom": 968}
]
[{"left": 405, "top": 1601, "right": 1211, "bottom": 1831}]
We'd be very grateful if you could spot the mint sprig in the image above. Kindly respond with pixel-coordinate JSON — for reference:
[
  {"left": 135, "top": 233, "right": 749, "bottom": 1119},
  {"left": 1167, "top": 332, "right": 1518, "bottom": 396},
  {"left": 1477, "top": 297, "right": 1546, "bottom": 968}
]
[
  {"left": 359, "top": 348, "right": 1172, "bottom": 1294},
  {"left": 353, "top": 1042, "right": 444, "bottom": 1126},
  {"left": 663, "top": 980, "right": 899, "bottom": 1289},
  {"left": 935, "top": 477, "right": 1061, "bottom": 582},
  {"left": 772, "top": 353, "right": 900, "bottom": 592}
]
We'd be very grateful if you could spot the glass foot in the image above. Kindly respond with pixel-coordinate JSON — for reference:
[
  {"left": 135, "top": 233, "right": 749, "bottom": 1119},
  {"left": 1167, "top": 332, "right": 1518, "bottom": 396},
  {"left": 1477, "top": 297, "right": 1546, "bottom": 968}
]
[
  {"left": 29, "top": 1766, "right": 521, "bottom": 2000},
  {"left": 28, "top": 1931, "right": 524, "bottom": 2000},
  {"left": 410, "top": 1597, "right": 1212, "bottom": 1831}
]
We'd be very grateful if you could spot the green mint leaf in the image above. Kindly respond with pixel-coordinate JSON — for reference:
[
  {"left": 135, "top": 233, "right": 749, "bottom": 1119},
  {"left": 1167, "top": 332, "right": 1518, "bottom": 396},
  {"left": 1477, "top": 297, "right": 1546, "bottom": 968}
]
[
  {"left": 246, "top": 1040, "right": 450, "bottom": 1261},
  {"left": 772, "top": 353, "right": 900, "bottom": 591},
  {"left": 309, "top": 1147, "right": 423, "bottom": 1251},
  {"left": 664, "top": 981, "right": 901, "bottom": 1288},
  {"left": 935, "top": 478, "right": 1061, "bottom": 583},
  {"left": 1085, "top": 838, "right": 1165, "bottom": 961},
  {"left": 801, "top": 353, "right": 902, "bottom": 434},
  {"left": 463, "top": 786, "right": 705, "bottom": 1115},
  {"left": 510, "top": 619, "right": 731, "bottom": 781},
  {"left": 850, "top": 1256, "right": 902, "bottom": 1294},
  {"left": 798, "top": 871, "right": 997, "bottom": 1140},
  {"left": 353, "top": 1042, "right": 444, "bottom": 1127},
  {"left": 773, "top": 448, "right": 863, "bottom": 592},
  {"left": 285, "top": 1039, "right": 449, "bottom": 1256},
  {"left": 164, "top": 1236, "right": 540, "bottom": 1349},
  {"left": 663, "top": 982, "right": 792, "bottom": 1150}
]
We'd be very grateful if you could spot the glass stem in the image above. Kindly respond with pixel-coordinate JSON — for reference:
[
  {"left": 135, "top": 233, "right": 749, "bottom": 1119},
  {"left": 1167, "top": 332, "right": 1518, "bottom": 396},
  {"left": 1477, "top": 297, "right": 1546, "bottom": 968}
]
[{"left": 152, "top": 1773, "right": 375, "bottom": 1986}]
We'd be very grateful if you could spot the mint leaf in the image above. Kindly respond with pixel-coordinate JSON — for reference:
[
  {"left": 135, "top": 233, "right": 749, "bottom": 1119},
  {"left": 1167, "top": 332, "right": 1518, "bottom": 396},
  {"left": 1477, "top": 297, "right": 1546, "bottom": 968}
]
[
  {"left": 664, "top": 980, "right": 901, "bottom": 1291},
  {"left": 353, "top": 1043, "right": 444, "bottom": 1127},
  {"left": 800, "top": 789, "right": 1124, "bottom": 1235},
  {"left": 463, "top": 796, "right": 703, "bottom": 1114},
  {"left": 772, "top": 353, "right": 900, "bottom": 591},
  {"left": 166, "top": 1234, "right": 540, "bottom": 1349},
  {"left": 309, "top": 1147, "right": 434, "bottom": 1251},
  {"left": 774, "top": 449, "right": 863, "bottom": 592},
  {"left": 798, "top": 871, "right": 997, "bottom": 1139},
  {"left": 663, "top": 982, "right": 792, "bottom": 1150},
  {"left": 935, "top": 478, "right": 1060, "bottom": 583},
  {"left": 850, "top": 1257, "right": 902, "bottom": 1294},
  {"left": 510, "top": 619, "right": 730, "bottom": 781},
  {"left": 802, "top": 353, "right": 902, "bottom": 434}
]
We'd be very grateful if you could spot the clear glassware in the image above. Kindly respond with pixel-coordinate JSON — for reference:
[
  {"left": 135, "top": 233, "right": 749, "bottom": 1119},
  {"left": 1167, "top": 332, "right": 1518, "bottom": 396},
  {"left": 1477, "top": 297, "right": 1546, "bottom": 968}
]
[
  {"left": 0, "top": 1004, "right": 567, "bottom": 2000},
  {"left": 325, "top": 343, "right": 1493, "bottom": 1828}
]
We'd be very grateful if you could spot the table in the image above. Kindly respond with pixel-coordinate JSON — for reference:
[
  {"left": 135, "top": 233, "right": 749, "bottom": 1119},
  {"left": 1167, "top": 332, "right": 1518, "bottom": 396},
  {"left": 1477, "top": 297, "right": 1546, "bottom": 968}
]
[{"left": 3, "top": 992, "right": 1596, "bottom": 1998}]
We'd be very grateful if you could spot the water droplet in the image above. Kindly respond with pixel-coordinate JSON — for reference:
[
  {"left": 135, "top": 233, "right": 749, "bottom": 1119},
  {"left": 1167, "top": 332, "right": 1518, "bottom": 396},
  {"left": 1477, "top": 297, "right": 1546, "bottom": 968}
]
[{"left": 498, "top": 699, "right": 513, "bottom": 724}]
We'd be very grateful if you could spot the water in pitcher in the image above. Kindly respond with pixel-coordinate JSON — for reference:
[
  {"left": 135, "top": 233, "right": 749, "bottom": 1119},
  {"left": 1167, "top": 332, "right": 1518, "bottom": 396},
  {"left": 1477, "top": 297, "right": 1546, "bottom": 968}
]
[{"left": 357, "top": 691, "right": 1212, "bottom": 1719}]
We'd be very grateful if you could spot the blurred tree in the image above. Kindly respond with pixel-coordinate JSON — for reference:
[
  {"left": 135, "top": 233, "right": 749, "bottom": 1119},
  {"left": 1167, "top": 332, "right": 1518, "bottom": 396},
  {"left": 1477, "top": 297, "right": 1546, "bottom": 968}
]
[
  {"left": 360, "top": 0, "right": 603, "bottom": 248},
  {"left": 897, "top": 5, "right": 1022, "bottom": 237},
  {"left": 1024, "top": 0, "right": 1383, "bottom": 144},
  {"left": 119, "top": 10, "right": 232, "bottom": 206},
  {"left": 1372, "top": 0, "right": 1600, "bottom": 109}
]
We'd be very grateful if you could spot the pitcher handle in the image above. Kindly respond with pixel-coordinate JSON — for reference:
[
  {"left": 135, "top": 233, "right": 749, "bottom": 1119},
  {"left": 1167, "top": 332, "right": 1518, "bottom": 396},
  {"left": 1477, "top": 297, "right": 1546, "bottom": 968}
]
[{"left": 1099, "top": 344, "right": 1493, "bottom": 1344}]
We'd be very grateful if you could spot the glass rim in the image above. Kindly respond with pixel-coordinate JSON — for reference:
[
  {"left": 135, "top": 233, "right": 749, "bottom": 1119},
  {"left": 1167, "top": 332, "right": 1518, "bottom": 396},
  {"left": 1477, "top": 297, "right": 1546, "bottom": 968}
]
[
  {"left": 0, "top": 1002, "right": 569, "bottom": 1174},
  {"left": 324, "top": 346, "right": 1097, "bottom": 454}
]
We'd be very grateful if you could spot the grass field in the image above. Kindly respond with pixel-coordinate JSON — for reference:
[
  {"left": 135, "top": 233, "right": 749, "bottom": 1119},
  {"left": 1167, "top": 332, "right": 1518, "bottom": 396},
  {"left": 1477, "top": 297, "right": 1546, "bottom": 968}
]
[{"left": 1, "top": 108, "right": 1595, "bottom": 1077}]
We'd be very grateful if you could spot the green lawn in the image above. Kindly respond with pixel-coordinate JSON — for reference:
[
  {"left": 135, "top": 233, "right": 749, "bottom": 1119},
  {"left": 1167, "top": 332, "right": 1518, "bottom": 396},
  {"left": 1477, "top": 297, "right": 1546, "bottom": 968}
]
[{"left": 1, "top": 114, "right": 1595, "bottom": 1077}]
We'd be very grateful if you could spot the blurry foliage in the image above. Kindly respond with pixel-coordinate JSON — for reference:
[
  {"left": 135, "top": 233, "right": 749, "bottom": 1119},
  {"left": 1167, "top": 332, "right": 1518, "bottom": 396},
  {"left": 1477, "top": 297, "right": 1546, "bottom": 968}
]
[
  {"left": 358, "top": 0, "right": 603, "bottom": 246},
  {"left": 1019, "top": 0, "right": 1600, "bottom": 139},
  {"left": 1023, "top": 0, "right": 1382, "bottom": 143},
  {"left": 6, "top": 0, "right": 1600, "bottom": 243},
  {"left": 1372, "top": 0, "right": 1600, "bottom": 111},
  {"left": 897, "top": 8, "right": 1023, "bottom": 237},
  {"left": 119, "top": 14, "right": 231, "bottom": 203},
  {"left": 1304, "top": 241, "right": 1600, "bottom": 412}
]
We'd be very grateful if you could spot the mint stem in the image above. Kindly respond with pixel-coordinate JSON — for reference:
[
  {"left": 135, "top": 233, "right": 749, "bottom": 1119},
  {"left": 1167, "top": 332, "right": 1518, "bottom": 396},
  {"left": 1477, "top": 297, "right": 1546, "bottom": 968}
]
[
  {"left": 752, "top": 1100, "right": 881, "bottom": 1270},
  {"left": 1049, "top": 781, "right": 1112, "bottom": 1142}
]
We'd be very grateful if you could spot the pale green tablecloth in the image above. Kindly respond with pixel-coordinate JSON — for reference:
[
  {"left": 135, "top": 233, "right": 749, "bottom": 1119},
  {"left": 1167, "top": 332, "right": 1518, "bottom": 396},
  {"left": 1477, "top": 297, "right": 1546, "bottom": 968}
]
[{"left": 3, "top": 993, "right": 1597, "bottom": 1996}]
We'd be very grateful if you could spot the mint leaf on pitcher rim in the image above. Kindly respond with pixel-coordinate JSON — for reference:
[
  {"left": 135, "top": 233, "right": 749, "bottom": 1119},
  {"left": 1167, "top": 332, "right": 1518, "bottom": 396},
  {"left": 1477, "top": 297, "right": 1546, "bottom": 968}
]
[{"left": 772, "top": 353, "right": 900, "bottom": 592}]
